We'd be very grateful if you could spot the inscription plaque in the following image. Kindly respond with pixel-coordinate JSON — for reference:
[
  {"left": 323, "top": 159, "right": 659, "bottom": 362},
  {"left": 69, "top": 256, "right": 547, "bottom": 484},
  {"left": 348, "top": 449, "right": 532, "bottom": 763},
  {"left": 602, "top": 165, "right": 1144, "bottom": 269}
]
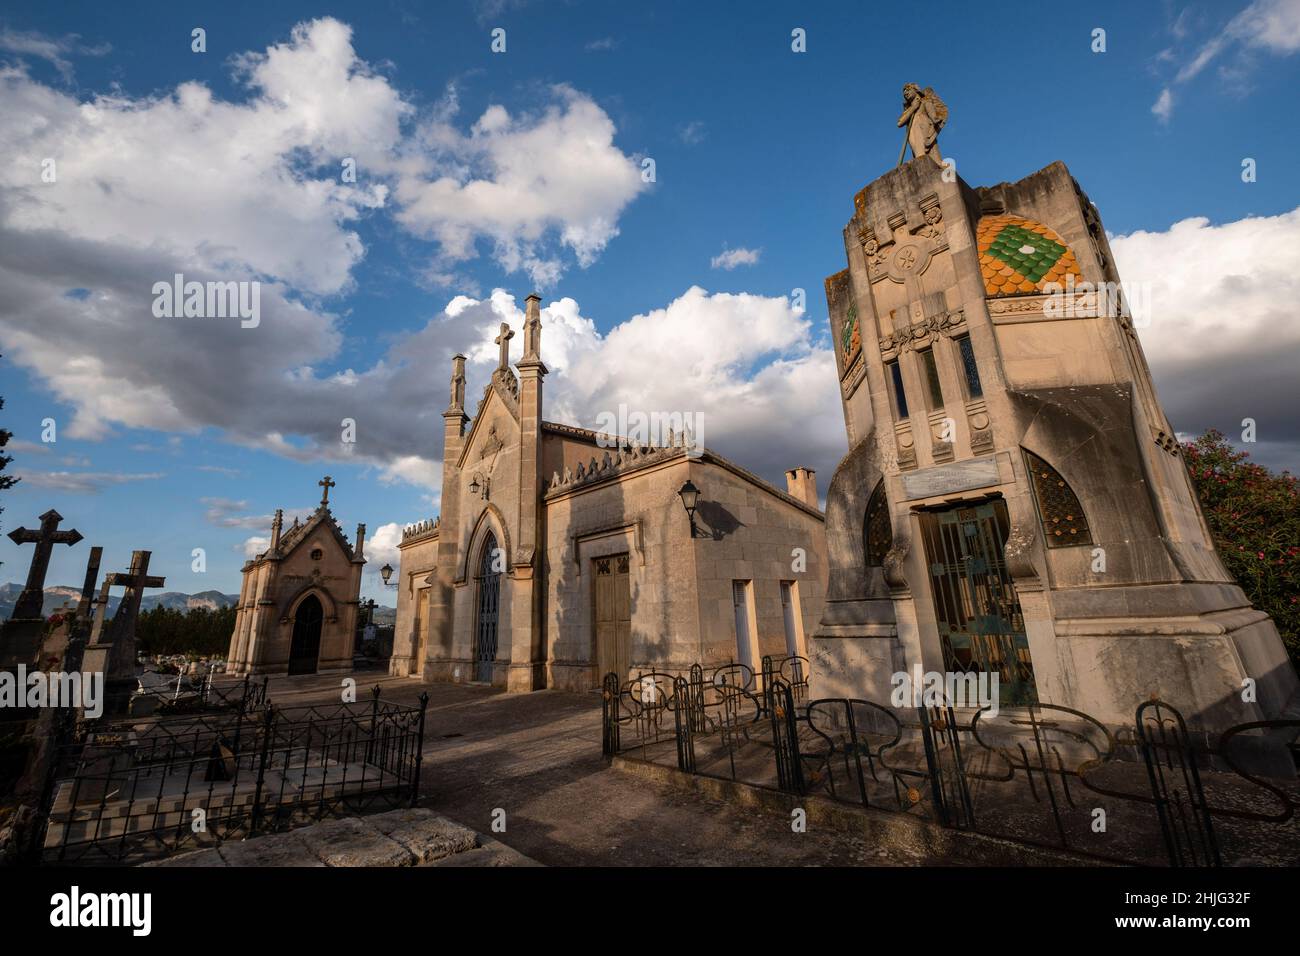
[{"left": 901, "top": 456, "right": 1000, "bottom": 500}]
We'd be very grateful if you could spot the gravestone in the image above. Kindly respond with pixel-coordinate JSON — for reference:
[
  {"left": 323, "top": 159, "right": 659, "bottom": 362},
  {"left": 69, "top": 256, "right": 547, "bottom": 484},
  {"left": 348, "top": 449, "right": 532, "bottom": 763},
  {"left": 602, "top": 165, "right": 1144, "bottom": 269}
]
[
  {"left": 80, "top": 550, "right": 165, "bottom": 717},
  {"left": 1, "top": 510, "right": 81, "bottom": 668}
]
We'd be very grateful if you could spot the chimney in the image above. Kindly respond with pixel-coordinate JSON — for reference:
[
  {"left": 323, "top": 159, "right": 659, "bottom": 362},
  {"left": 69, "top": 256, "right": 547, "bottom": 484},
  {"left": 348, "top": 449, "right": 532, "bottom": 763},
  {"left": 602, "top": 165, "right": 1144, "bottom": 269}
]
[
  {"left": 269, "top": 509, "right": 283, "bottom": 553},
  {"left": 785, "top": 467, "right": 818, "bottom": 509},
  {"left": 522, "top": 293, "right": 543, "bottom": 361},
  {"left": 354, "top": 522, "right": 366, "bottom": 560}
]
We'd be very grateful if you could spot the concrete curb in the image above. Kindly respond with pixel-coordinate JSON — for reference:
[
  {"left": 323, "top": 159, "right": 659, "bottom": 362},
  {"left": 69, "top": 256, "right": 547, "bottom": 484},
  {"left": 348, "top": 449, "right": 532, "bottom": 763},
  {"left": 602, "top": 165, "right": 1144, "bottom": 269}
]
[
  {"left": 143, "top": 807, "right": 543, "bottom": 868},
  {"left": 611, "top": 755, "right": 1116, "bottom": 867}
]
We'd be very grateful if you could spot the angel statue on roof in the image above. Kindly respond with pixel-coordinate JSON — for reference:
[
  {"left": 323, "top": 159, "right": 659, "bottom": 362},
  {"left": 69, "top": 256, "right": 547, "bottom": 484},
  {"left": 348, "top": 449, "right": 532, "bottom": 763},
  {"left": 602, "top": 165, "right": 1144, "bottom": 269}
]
[{"left": 896, "top": 83, "right": 948, "bottom": 166}]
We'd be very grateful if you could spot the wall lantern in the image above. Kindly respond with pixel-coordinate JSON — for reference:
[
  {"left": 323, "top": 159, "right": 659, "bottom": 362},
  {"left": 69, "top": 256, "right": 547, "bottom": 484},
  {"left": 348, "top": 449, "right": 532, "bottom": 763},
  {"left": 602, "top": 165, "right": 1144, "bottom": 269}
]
[
  {"left": 380, "top": 563, "right": 394, "bottom": 586},
  {"left": 678, "top": 479, "right": 701, "bottom": 538}
]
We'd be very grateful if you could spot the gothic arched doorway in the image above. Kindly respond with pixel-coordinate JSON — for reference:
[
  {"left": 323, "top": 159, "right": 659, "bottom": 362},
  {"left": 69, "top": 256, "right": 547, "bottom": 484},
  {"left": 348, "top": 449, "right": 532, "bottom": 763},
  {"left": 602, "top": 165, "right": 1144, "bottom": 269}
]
[
  {"left": 474, "top": 532, "right": 501, "bottom": 682},
  {"left": 288, "top": 594, "right": 323, "bottom": 675}
]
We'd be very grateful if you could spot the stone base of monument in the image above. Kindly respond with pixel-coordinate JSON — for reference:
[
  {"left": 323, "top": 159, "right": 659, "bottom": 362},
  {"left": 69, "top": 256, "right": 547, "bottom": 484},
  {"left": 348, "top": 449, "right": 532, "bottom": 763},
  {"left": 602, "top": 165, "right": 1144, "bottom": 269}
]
[
  {"left": 141, "top": 807, "right": 540, "bottom": 867},
  {"left": 809, "top": 605, "right": 1300, "bottom": 740},
  {"left": 43, "top": 757, "right": 406, "bottom": 860},
  {"left": 0, "top": 619, "right": 44, "bottom": 670},
  {"left": 1046, "top": 610, "right": 1300, "bottom": 733}
]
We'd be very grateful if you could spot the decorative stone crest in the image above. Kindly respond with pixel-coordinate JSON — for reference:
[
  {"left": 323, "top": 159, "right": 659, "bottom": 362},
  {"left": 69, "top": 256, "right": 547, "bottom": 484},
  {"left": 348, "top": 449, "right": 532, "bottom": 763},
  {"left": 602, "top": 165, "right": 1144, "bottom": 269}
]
[{"left": 878, "top": 308, "right": 965, "bottom": 355}]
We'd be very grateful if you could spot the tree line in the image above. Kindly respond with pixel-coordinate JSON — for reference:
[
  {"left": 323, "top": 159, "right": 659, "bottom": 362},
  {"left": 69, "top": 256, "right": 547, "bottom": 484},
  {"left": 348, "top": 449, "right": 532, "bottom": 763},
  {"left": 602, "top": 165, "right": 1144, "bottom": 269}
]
[{"left": 135, "top": 605, "right": 236, "bottom": 658}]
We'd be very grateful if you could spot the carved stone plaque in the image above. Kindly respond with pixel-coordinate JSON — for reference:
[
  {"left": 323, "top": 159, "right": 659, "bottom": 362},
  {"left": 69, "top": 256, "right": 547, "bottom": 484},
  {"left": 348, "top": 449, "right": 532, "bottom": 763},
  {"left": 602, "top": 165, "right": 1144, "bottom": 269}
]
[{"left": 900, "top": 456, "right": 999, "bottom": 500}]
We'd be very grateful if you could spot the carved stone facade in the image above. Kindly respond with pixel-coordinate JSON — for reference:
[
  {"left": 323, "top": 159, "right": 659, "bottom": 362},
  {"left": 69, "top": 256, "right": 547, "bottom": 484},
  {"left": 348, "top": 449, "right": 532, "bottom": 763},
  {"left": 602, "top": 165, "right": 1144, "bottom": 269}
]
[
  {"left": 226, "top": 486, "right": 366, "bottom": 675},
  {"left": 391, "top": 295, "right": 828, "bottom": 693},
  {"left": 813, "top": 149, "right": 1299, "bottom": 732}
]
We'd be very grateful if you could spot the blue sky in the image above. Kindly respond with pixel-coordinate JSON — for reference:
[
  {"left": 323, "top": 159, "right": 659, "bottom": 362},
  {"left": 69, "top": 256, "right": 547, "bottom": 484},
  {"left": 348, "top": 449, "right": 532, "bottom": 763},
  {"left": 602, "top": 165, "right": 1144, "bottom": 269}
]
[{"left": 2, "top": 0, "right": 1299, "bottom": 601}]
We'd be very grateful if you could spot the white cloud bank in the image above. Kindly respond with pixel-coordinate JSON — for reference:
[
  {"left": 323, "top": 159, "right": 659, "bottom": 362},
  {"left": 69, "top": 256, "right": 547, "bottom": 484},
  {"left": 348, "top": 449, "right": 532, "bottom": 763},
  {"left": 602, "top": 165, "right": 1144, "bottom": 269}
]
[
  {"left": 1113, "top": 205, "right": 1300, "bottom": 467},
  {"left": 0, "top": 18, "right": 648, "bottom": 492}
]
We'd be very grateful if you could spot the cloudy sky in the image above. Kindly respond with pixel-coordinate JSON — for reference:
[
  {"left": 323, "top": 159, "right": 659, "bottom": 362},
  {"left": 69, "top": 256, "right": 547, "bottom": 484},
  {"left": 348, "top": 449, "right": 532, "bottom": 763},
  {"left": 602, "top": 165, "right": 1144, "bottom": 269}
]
[{"left": 1, "top": 0, "right": 1298, "bottom": 600}]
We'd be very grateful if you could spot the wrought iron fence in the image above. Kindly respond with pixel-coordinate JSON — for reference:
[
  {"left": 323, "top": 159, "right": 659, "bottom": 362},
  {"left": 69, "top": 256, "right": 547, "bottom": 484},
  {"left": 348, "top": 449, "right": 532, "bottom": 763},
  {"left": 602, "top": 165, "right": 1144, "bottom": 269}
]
[
  {"left": 151, "top": 673, "right": 269, "bottom": 716},
  {"left": 600, "top": 666, "right": 1300, "bottom": 867},
  {"left": 37, "top": 686, "right": 428, "bottom": 865}
]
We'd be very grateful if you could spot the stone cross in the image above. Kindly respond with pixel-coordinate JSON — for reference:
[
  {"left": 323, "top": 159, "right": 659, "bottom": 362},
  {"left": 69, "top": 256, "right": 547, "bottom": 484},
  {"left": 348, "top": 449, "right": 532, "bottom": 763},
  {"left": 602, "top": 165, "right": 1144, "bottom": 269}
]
[
  {"left": 102, "top": 550, "right": 165, "bottom": 683},
  {"left": 6, "top": 509, "right": 82, "bottom": 620},
  {"left": 88, "top": 579, "right": 113, "bottom": 645},
  {"left": 494, "top": 323, "right": 514, "bottom": 370},
  {"left": 75, "top": 546, "right": 104, "bottom": 621},
  {"left": 319, "top": 475, "right": 336, "bottom": 506}
]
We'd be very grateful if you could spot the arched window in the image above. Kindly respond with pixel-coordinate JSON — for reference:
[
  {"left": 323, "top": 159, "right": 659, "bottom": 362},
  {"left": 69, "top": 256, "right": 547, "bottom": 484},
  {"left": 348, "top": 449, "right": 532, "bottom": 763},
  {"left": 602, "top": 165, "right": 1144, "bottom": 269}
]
[
  {"left": 864, "top": 480, "right": 893, "bottom": 566},
  {"left": 1024, "top": 451, "right": 1092, "bottom": 548}
]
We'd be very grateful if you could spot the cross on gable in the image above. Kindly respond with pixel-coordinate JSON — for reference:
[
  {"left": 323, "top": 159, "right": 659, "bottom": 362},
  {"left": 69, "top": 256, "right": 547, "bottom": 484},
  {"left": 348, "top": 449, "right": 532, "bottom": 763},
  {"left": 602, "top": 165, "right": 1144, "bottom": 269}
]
[
  {"left": 7, "top": 509, "right": 82, "bottom": 620},
  {"left": 319, "top": 475, "right": 336, "bottom": 506},
  {"left": 494, "top": 322, "right": 514, "bottom": 370}
]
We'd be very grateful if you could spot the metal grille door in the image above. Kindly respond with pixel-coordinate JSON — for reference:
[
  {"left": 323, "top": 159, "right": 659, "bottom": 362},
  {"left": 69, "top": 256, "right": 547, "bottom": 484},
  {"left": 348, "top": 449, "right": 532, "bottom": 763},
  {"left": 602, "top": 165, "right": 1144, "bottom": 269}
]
[
  {"left": 474, "top": 533, "right": 501, "bottom": 682},
  {"left": 919, "top": 500, "right": 1036, "bottom": 706}
]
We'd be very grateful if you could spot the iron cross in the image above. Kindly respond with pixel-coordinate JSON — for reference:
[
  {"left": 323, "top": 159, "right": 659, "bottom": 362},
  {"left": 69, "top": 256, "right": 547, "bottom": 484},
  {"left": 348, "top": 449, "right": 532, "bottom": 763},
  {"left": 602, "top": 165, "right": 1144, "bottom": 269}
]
[
  {"left": 319, "top": 475, "right": 336, "bottom": 506},
  {"left": 7, "top": 509, "right": 82, "bottom": 620},
  {"left": 495, "top": 322, "right": 514, "bottom": 370}
]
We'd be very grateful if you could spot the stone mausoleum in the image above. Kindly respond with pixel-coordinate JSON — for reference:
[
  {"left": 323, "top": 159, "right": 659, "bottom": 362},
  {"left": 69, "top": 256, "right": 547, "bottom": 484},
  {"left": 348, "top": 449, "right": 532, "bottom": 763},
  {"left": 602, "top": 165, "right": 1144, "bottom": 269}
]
[
  {"left": 391, "top": 295, "right": 827, "bottom": 692},
  {"left": 811, "top": 86, "right": 1298, "bottom": 731},
  {"left": 226, "top": 478, "right": 366, "bottom": 675}
]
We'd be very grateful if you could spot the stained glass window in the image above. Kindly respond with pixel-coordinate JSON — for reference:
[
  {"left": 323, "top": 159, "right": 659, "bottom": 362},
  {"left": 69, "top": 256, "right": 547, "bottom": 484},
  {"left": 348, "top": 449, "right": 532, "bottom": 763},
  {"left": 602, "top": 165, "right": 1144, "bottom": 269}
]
[
  {"left": 957, "top": 335, "right": 983, "bottom": 398},
  {"left": 864, "top": 480, "right": 893, "bottom": 566},
  {"left": 1024, "top": 451, "right": 1092, "bottom": 548}
]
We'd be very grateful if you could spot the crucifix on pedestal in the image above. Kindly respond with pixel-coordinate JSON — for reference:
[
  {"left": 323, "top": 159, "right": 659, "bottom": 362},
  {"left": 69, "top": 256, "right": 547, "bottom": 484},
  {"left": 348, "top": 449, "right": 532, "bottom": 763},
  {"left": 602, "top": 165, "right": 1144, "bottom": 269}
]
[
  {"left": 319, "top": 475, "right": 336, "bottom": 507},
  {"left": 7, "top": 509, "right": 82, "bottom": 621}
]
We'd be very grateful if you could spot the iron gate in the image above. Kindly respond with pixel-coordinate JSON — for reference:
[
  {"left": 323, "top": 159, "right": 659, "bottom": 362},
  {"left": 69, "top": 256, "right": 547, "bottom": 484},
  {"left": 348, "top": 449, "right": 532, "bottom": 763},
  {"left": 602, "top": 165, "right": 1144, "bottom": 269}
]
[
  {"left": 474, "top": 533, "right": 501, "bottom": 682},
  {"left": 919, "top": 500, "right": 1036, "bottom": 706}
]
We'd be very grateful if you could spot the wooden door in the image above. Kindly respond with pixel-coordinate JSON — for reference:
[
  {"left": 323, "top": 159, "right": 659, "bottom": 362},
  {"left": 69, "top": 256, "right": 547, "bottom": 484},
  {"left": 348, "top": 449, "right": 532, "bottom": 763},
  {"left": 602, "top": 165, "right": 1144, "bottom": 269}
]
[{"left": 594, "top": 554, "right": 631, "bottom": 686}]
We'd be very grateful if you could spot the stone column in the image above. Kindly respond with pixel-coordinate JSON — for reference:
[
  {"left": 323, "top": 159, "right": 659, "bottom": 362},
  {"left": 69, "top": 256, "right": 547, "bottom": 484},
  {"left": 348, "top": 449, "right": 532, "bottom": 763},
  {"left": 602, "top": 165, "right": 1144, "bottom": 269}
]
[
  {"left": 511, "top": 294, "right": 548, "bottom": 691},
  {"left": 428, "top": 355, "right": 470, "bottom": 681}
]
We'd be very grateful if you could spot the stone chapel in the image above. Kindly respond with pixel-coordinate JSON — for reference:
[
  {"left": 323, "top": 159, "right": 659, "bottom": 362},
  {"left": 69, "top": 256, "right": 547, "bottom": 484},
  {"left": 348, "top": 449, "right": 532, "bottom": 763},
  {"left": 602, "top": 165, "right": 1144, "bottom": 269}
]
[
  {"left": 226, "top": 478, "right": 366, "bottom": 675},
  {"left": 811, "top": 87, "right": 1299, "bottom": 731},
  {"left": 390, "top": 295, "right": 828, "bottom": 692}
]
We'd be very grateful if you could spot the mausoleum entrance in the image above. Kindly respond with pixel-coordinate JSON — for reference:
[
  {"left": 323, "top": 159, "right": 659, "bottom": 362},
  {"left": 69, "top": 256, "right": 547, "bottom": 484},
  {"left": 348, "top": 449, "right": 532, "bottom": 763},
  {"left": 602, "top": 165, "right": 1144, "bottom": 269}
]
[
  {"left": 474, "top": 533, "right": 501, "bottom": 683},
  {"left": 288, "top": 594, "right": 323, "bottom": 675},
  {"left": 917, "top": 498, "right": 1036, "bottom": 706},
  {"left": 593, "top": 554, "right": 631, "bottom": 687}
]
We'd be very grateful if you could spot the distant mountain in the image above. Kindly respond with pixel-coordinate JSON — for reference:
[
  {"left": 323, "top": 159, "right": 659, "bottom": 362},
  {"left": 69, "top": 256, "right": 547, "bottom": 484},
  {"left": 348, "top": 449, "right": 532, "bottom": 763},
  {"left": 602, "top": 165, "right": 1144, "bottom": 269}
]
[{"left": 0, "top": 583, "right": 241, "bottom": 620}]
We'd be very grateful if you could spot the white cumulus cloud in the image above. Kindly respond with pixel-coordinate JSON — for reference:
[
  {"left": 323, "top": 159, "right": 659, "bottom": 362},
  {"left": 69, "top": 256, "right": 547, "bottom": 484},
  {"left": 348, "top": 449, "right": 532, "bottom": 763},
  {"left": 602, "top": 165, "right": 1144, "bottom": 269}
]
[
  {"left": 1112, "top": 205, "right": 1300, "bottom": 469},
  {"left": 711, "top": 247, "right": 762, "bottom": 270}
]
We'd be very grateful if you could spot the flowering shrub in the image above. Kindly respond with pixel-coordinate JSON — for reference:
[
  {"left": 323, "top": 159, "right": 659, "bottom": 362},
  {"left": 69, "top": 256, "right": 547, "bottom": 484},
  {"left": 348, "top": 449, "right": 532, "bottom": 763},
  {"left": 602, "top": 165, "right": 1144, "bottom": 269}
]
[{"left": 1184, "top": 430, "right": 1299, "bottom": 666}]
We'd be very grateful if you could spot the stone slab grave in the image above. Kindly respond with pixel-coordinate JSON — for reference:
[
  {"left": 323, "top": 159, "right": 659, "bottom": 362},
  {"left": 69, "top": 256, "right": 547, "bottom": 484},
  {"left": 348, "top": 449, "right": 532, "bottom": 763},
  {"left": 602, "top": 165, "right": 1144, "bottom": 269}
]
[
  {"left": 44, "top": 739, "right": 402, "bottom": 851},
  {"left": 145, "top": 807, "right": 539, "bottom": 867}
]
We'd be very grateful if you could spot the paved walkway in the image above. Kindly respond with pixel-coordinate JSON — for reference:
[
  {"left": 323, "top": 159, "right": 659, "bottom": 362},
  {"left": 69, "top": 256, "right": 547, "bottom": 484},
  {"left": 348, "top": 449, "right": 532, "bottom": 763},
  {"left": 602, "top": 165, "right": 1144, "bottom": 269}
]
[{"left": 254, "top": 672, "right": 938, "bottom": 866}]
